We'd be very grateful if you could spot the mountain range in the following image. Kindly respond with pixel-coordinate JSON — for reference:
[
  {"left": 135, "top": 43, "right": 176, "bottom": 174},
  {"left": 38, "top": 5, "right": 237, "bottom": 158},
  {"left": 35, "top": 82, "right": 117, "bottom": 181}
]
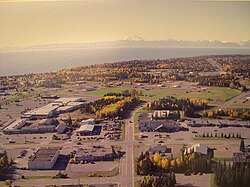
[{"left": 2, "top": 35, "right": 250, "bottom": 51}]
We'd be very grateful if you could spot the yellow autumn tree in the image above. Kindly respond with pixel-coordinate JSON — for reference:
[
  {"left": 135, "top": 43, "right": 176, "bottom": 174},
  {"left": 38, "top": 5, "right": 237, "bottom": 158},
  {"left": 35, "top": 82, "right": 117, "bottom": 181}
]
[
  {"left": 161, "top": 159, "right": 169, "bottom": 170},
  {"left": 153, "top": 152, "right": 161, "bottom": 164},
  {"left": 171, "top": 159, "right": 176, "bottom": 168}
]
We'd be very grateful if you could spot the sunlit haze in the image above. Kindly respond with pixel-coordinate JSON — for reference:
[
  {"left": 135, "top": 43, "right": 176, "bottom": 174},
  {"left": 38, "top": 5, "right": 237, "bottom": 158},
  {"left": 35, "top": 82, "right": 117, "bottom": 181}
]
[{"left": 0, "top": 0, "right": 250, "bottom": 48}]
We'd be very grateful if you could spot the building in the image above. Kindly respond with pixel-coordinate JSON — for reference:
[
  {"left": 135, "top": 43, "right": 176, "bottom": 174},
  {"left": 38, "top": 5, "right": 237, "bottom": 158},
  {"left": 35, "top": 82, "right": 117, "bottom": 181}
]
[
  {"left": 23, "top": 104, "right": 59, "bottom": 119},
  {"left": 74, "top": 146, "right": 117, "bottom": 162},
  {"left": 3, "top": 118, "right": 59, "bottom": 134},
  {"left": 185, "top": 144, "right": 208, "bottom": 155},
  {"left": 80, "top": 118, "right": 95, "bottom": 125},
  {"left": 184, "top": 119, "right": 250, "bottom": 128},
  {"left": 149, "top": 144, "right": 172, "bottom": 158},
  {"left": 233, "top": 152, "right": 250, "bottom": 166},
  {"left": 77, "top": 125, "right": 95, "bottom": 136},
  {"left": 152, "top": 110, "right": 180, "bottom": 120},
  {"left": 56, "top": 123, "right": 67, "bottom": 134},
  {"left": 23, "top": 97, "right": 85, "bottom": 119},
  {"left": 3, "top": 118, "right": 28, "bottom": 134},
  {"left": 139, "top": 120, "right": 180, "bottom": 132},
  {"left": 28, "top": 148, "right": 60, "bottom": 170}
]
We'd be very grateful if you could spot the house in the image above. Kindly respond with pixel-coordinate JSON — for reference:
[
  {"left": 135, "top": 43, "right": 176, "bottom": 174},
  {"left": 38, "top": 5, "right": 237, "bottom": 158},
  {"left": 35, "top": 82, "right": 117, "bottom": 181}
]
[
  {"left": 149, "top": 144, "right": 172, "bottom": 158},
  {"left": 28, "top": 148, "right": 60, "bottom": 170},
  {"left": 185, "top": 144, "right": 208, "bottom": 155},
  {"left": 74, "top": 146, "right": 117, "bottom": 162}
]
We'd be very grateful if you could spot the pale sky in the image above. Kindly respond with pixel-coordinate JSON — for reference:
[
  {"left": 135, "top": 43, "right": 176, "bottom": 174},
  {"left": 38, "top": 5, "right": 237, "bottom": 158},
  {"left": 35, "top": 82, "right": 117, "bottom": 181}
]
[{"left": 0, "top": 0, "right": 250, "bottom": 48}]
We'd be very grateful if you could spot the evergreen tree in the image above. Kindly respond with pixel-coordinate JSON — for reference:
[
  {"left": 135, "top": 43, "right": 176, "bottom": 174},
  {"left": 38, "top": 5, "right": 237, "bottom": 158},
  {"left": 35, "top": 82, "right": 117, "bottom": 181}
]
[{"left": 240, "top": 139, "right": 245, "bottom": 152}]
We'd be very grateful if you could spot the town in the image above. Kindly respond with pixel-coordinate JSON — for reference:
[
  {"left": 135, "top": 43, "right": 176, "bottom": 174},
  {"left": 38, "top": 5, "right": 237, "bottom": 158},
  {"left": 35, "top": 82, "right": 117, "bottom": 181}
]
[{"left": 0, "top": 55, "right": 250, "bottom": 187}]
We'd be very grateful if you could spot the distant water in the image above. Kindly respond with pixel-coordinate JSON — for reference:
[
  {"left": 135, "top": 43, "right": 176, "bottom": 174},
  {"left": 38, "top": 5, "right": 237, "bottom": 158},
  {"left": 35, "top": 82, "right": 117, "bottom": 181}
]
[{"left": 0, "top": 47, "right": 250, "bottom": 76}]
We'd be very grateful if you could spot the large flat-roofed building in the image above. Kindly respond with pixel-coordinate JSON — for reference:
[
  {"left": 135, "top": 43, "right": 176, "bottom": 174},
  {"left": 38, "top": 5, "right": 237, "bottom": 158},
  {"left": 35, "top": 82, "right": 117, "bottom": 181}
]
[
  {"left": 54, "top": 97, "right": 84, "bottom": 105},
  {"left": 77, "top": 124, "right": 95, "bottom": 136},
  {"left": 23, "top": 97, "right": 85, "bottom": 119},
  {"left": 23, "top": 104, "right": 59, "bottom": 119},
  {"left": 139, "top": 120, "right": 180, "bottom": 132},
  {"left": 74, "top": 146, "right": 117, "bottom": 162},
  {"left": 3, "top": 118, "right": 58, "bottom": 134},
  {"left": 28, "top": 147, "right": 60, "bottom": 170},
  {"left": 3, "top": 118, "right": 28, "bottom": 134}
]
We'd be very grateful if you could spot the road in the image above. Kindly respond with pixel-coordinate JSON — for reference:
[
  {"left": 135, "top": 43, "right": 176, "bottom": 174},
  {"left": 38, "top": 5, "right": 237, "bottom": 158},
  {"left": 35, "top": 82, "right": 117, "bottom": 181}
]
[
  {"left": 220, "top": 90, "right": 250, "bottom": 107},
  {"left": 0, "top": 104, "right": 143, "bottom": 187},
  {"left": 206, "top": 58, "right": 223, "bottom": 72}
]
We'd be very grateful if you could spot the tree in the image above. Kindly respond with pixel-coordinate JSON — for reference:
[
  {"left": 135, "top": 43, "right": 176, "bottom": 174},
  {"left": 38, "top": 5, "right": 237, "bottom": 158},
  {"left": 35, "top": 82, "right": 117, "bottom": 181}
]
[
  {"left": 153, "top": 152, "right": 161, "bottom": 164},
  {"left": 161, "top": 159, "right": 169, "bottom": 170},
  {"left": 171, "top": 159, "right": 176, "bottom": 169},
  {"left": 240, "top": 139, "right": 245, "bottom": 152}
]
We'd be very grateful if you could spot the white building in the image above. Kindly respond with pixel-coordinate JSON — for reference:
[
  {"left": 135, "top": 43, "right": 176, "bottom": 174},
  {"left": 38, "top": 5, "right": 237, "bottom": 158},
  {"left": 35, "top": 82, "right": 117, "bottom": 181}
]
[
  {"left": 28, "top": 148, "right": 60, "bottom": 170},
  {"left": 77, "top": 124, "right": 95, "bottom": 135},
  {"left": 80, "top": 118, "right": 95, "bottom": 125},
  {"left": 185, "top": 144, "right": 208, "bottom": 155}
]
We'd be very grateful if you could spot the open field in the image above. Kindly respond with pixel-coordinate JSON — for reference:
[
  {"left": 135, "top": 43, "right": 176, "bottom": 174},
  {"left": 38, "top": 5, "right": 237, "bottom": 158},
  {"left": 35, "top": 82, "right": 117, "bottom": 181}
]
[
  {"left": 141, "top": 87, "right": 241, "bottom": 103},
  {"left": 81, "top": 83, "right": 241, "bottom": 104},
  {"left": 84, "top": 86, "right": 132, "bottom": 97}
]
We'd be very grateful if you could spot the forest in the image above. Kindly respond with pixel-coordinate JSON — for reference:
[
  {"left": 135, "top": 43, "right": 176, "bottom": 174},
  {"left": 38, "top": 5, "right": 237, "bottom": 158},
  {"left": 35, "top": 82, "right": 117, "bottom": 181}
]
[
  {"left": 214, "top": 161, "right": 250, "bottom": 187},
  {"left": 136, "top": 150, "right": 213, "bottom": 176},
  {"left": 82, "top": 89, "right": 141, "bottom": 118}
]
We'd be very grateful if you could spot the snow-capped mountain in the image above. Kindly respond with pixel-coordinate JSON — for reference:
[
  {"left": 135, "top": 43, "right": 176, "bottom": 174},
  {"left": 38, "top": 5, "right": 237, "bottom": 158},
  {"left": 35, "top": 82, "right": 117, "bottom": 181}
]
[{"left": 123, "top": 34, "right": 144, "bottom": 41}]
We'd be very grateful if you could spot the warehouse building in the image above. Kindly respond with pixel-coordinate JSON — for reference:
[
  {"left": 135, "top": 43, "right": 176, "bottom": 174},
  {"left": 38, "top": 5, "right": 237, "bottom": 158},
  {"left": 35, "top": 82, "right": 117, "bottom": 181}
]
[
  {"left": 28, "top": 147, "right": 60, "bottom": 170},
  {"left": 77, "top": 125, "right": 95, "bottom": 136},
  {"left": 74, "top": 146, "right": 117, "bottom": 162},
  {"left": 139, "top": 120, "right": 180, "bottom": 132}
]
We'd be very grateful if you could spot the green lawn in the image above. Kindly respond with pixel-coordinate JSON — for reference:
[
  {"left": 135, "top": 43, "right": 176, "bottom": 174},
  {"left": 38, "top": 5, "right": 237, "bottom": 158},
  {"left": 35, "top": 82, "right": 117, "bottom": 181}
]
[
  {"left": 141, "top": 87, "right": 241, "bottom": 103},
  {"left": 212, "top": 157, "right": 233, "bottom": 162},
  {"left": 83, "top": 86, "right": 240, "bottom": 105},
  {"left": 84, "top": 86, "right": 133, "bottom": 97}
]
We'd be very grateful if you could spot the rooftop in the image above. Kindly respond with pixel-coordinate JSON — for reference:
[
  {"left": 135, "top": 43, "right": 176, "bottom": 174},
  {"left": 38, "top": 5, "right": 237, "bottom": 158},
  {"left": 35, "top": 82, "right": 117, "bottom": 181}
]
[
  {"left": 24, "top": 104, "right": 59, "bottom": 116},
  {"left": 75, "top": 146, "right": 114, "bottom": 157},
  {"left": 78, "top": 124, "right": 95, "bottom": 132},
  {"left": 29, "top": 148, "right": 60, "bottom": 162}
]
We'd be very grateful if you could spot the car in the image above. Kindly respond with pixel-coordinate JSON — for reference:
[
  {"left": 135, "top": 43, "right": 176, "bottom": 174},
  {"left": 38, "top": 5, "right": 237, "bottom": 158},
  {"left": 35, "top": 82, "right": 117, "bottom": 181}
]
[
  {"left": 158, "top": 140, "right": 164, "bottom": 143},
  {"left": 77, "top": 142, "right": 82, "bottom": 145}
]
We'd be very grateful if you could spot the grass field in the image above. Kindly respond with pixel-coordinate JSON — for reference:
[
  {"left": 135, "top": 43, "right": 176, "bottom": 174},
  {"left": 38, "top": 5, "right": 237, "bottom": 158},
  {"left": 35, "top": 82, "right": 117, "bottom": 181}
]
[
  {"left": 141, "top": 87, "right": 241, "bottom": 103},
  {"left": 83, "top": 86, "right": 240, "bottom": 104},
  {"left": 84, "top": 86, "right": 132, "bottom": 97}
]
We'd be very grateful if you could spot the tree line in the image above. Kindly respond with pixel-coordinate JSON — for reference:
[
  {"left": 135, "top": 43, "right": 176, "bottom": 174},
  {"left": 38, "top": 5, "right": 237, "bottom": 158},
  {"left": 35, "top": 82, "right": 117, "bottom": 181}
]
[
  {"left": 146, "top": 96, "right": 207, "bottom": 118},
  {"left": 202, "top": 108, "right": 250, "bottom": 121},
  {"left": 214, "top": 161, "right": 250, "bottom": 187},
  {"left": 136, "top": 150, "right": 213, "bottom": 176},
  {"left": 138, "top": 174, "right": 176, "bottom": 187},
  {"left": 82, "top": 90, "right": 141, "bottom": 118}
]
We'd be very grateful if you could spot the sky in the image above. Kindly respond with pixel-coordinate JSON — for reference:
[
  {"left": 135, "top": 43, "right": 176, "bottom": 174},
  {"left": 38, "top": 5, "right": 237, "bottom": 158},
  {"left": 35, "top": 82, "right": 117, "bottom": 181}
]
[{"left": 0, "top": 0, "right": 250, "bottom": 48}]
